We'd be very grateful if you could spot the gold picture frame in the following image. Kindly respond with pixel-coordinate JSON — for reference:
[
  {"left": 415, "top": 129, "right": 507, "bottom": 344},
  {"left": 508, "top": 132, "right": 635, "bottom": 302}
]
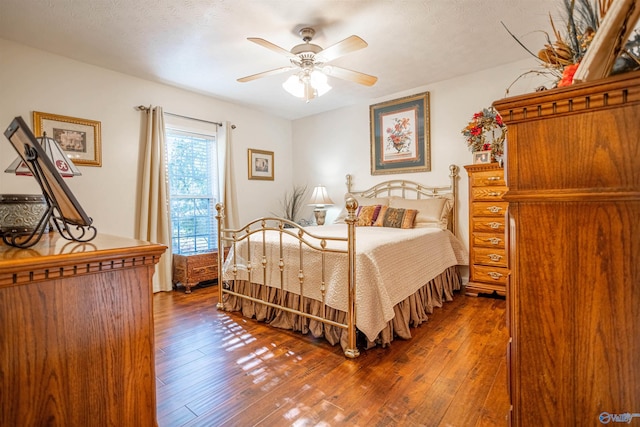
[
  {"left": 33, "top": 111, "right": 102, "bottom": 167},
  {"left": 370, "top": 92, "right": 431, "bottom": 175},
  {"left": 248, "top": 149, "right": 274, "bottom": 180}
]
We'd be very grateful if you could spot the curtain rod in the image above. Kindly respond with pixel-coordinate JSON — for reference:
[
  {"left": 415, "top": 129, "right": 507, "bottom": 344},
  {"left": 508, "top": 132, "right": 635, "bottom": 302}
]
[{"left": 136, "top": 105, "right": 225, "bottom": 127}]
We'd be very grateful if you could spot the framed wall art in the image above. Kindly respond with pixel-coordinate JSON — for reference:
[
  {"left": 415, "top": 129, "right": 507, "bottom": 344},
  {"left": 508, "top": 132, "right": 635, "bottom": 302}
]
[
  {"left": 248, "top": 149, "right": 274, "bottom": 180},
  {"left": 33, "top": 111, "right": 102, "bottom": 167},
  {"left": 370, "top": 92, "right": 430, "bottom": 175}
]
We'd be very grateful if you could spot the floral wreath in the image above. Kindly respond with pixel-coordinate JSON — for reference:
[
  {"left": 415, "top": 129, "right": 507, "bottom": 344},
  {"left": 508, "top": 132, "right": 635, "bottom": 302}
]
[{"left": 461, "top": 107, "right": 507, "bottom": 160}]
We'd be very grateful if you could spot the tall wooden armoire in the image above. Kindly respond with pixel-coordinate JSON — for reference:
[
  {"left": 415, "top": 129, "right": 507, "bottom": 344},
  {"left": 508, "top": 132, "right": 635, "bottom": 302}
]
[{"left": 493, "top": 71, "right": 640, "bottom": 425}]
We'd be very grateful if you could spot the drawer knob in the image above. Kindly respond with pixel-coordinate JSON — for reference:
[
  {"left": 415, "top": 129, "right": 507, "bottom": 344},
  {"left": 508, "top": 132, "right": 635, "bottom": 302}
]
[
  {"left": 488, "top": 206, "right": 503, "bottom": 213},
  {"left": 488, "top": 254, "right": 503, "bottom": 262},
  {"left": 488, "top": 237, "right": 502, "bottom": 245},
  {"left": 487, "top": 222, "right": 502, "bottom": 229},
  {"left": 488, "top": 191, "right": 502, "bottom": 197},
  {"left": 487, "top": 176, "right": 501, "bottom": 181},
  {"left": 488, "top": 272, "right": 503, "bottom": 280}
]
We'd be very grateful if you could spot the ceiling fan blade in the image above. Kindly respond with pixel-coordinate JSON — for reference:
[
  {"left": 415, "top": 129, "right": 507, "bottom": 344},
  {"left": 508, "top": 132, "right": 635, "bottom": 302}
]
[
  {"left": 325, "top": 66, "right": 378, "bottom": 86},
  {"left": 237, "top": 66, "right": 295, "bottom": 83},
  {"left": 316, "top": 35, "right": 368, "bottom": 62},
  {"left": 247, "top": 37, "right": 298, "bottom": 59}
]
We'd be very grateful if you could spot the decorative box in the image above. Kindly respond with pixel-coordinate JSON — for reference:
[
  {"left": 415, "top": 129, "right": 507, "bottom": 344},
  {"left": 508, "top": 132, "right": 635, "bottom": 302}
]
[
  {"left": 0, "top": 194, "right": 48, "bottom": 235},
  {"left": 172, "top": 248, "right": 229, "bottom": 293}
]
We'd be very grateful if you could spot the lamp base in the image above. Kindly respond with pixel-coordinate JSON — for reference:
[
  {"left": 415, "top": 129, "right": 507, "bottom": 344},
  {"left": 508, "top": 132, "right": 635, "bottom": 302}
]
[{"left": 314, "top": 208, "right": 327, "bottom": 226}]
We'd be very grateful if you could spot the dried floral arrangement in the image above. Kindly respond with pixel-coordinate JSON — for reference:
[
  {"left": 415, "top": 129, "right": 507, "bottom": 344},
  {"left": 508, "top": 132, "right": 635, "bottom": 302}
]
[
  {"left": 503, "top": 0, "right": 640, "bottom": 92},
  {"left": 461, "top": 107, "right": 507, "bottom": 160},
  {"left": 274, "top": 185, "right": 308, "bottom": 224}
]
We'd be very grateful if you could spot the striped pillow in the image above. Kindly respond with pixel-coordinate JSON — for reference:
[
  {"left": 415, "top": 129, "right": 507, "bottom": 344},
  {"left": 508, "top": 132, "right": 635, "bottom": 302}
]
[
  {"left": 380, "top": 207, "right": 418, "bottom": 229},
  {"left": 356, "top": 205, "right": 382, "bottom": 226}
]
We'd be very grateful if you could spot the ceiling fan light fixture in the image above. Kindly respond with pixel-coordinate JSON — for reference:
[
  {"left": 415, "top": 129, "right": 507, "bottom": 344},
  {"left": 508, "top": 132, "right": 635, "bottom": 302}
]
[
  {"left": 283, "top": 74, "right": 305, "bottom": 98},
  {"left": 310, "top": 70, "right": 331, "bottom": 96},
  {"left": 240, "top": 27, "right": 376, "bottom": 99},
  {"left": 282, "top": 70, "right": 331, "bottom": 102}
]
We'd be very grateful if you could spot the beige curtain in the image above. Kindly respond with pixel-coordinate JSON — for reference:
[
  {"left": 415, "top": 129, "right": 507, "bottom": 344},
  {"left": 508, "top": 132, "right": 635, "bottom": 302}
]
[
  {"left": 218, "top": 121, "right": 239, "bottom": 229},
  {"left": 138, "top": 106, "right": 173, "bottom": 292}
]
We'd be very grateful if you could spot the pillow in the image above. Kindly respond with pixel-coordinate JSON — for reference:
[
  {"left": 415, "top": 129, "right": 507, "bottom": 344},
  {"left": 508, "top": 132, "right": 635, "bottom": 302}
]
[
  {"left": 401, "top": 208, "right": 418, "bottom": 229},
  {"left": 373, "top": 205, "right": 388, "bottom": 226},
  {"left": 355, "top": 205, "right": 382, "bottom": 226},
  {"left": 379, "top": 207, "right": 418, "bottom": 229},
  {"left": 388, "top": 195, "right": 453, "bottom": 229},
  {"left": 334, "top": 195, "right": 389, "bottom": 224}
]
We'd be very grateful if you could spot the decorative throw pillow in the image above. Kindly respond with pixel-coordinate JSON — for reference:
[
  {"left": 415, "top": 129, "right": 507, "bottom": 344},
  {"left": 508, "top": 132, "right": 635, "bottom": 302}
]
[
  {"left": 382, "top": 207, "right": 404, "bottom": 228},
  {"left": 356, "top": 205, "right": 382, "bottom": 226},
  {"left": 388, "top": 195, "right": 453, "bottom": 229},
  {"left": 381, "top": 207, "right": 418, "bottom": 229},
  {"left": 373, "top": 205, "right": 388, "bottom": 226},
  {"left": 401, "top": 209, "right": 418, "bottom": 229},
  {"left": 334, "top": 195, "right": 389, "bottom": 224}
]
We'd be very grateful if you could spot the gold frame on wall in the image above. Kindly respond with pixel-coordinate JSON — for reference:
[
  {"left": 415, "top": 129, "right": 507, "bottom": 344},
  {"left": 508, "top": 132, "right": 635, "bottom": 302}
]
[
  {"left": 370, "top": 92, "right": 431, "bottom": 175},
  {"left": 33, "top": 111, "right": 102, "bottom": 167},
  {"left": 248, "top": 149, "right": 274, "bottom": 180}
]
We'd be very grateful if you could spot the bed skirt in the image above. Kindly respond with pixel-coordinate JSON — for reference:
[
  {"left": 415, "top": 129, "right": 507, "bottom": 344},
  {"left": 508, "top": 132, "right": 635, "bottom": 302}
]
[{"left": 221, "top": 266, "right": 462, "bottom": 350}]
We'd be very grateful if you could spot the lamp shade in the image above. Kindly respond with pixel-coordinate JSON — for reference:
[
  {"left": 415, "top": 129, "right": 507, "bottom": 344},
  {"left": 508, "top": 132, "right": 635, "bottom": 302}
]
[
  {"left": 4, "top": 134, "right": 81, "bottom": 178},
  {"left": 282, "top": 69, "right": 332, "bottom": 103},
  {"left": 308, "top": 185, "right": 334, "bottom": 207}
]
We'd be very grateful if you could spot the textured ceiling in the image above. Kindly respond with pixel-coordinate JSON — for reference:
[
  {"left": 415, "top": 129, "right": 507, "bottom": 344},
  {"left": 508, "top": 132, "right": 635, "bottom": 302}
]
[{"left": 0, "top": 0, "right": 562, "bottom": 120}]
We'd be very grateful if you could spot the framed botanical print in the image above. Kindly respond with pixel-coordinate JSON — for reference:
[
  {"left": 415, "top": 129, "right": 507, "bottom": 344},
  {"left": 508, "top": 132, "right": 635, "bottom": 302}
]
[{"left": 370, "top": 92, "right": 430, "bottom": 175}]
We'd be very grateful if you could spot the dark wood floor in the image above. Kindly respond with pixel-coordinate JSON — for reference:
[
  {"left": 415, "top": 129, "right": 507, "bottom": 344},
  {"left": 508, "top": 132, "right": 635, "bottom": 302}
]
[{"left": 153, "top": 284, "right": 509, "bottom": 427}]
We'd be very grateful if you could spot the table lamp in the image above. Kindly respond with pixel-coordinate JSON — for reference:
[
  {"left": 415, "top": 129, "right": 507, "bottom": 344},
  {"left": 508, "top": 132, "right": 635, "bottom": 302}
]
[{"left": 308, "top": 185, "right": 334, "bottom": 225}]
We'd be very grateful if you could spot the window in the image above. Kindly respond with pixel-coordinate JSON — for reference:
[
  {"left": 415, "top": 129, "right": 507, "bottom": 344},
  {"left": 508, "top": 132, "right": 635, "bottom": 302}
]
[{"left": 166, "top": 127, "right": 219, "bottom": 255}]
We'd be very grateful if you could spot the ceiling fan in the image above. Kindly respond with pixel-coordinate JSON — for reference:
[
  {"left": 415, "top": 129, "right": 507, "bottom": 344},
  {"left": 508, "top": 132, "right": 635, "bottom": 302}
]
[{"left": 237, "top": 27, "right": 378, "bottom": 101}]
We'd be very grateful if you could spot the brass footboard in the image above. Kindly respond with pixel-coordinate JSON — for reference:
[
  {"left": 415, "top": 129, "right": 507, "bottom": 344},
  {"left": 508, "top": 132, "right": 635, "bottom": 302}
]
[{"left": 215, "top": 198, "right": 360, "bottom": 358}]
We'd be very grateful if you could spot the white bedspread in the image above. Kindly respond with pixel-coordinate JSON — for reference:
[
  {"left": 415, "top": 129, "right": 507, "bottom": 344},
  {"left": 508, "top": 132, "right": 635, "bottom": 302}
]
[{"left": 222, "top": 224, "right": 468, "bottom": 341}]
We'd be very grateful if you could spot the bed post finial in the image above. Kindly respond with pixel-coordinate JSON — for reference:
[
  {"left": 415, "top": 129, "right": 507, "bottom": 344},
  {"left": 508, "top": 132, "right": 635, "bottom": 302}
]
[
  {"left": 449, "top": 165, "right": 459, "bottom": 237},
  {"left": 215, "top": 203, "right": 226, "bottom": 310},
  {"left": 344, "top": 195, "right": 360, "bottom": 359}
]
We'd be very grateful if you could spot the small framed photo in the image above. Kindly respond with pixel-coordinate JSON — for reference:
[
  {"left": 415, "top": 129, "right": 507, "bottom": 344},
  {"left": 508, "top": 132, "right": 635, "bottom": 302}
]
[
  {"left": 33, "top": 111, "right": 102, "bottom": 167},
  {"left": 473, "top": 150, "right": 492, "bottom": 164},
  {"left": 248, "top": 149, "right": 274, "bottom": 180}
]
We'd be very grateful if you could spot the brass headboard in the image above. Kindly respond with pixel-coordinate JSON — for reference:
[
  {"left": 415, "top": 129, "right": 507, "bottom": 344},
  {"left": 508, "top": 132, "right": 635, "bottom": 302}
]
[{"left": 345, "top": 164, "right": 459, "bottom": 235}]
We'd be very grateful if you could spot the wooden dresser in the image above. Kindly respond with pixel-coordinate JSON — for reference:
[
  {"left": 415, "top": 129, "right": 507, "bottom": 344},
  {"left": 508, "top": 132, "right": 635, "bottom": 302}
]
[
  {"left": 0, "top": 233, "right": 166, "bottom": 426},
  {"left": 494, "top": 71, "right": 640, "bottom": 425},
  {"left": 464, "top": 163, "right": 508, "bottom": 296}
]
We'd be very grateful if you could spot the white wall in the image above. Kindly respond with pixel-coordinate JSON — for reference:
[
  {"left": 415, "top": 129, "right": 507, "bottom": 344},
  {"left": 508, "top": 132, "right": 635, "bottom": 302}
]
[
  {"left": 0, "top": 38, "right": 293, "bottom": 238},
  {"left": 292, "top": 58, "right": 548, "bottom": 252},
  {"left": 1, "top": 36, "right": 549, "bottom": 254}
]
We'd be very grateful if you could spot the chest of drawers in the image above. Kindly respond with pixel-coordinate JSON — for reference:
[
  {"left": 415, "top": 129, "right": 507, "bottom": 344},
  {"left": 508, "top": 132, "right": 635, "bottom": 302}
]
[{"left": 464, "top": 163, "right": 508, "bottom": 296}]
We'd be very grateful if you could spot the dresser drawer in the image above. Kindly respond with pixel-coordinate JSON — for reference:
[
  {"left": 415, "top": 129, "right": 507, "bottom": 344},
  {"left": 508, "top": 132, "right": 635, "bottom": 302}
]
[
  {"left": 470, "top": 170, "right": 506, "bottom": 187},
  {"left": 473, "top": 232, "right": 506, "bottom": 249},
  {"left": 472, "top": 246, "right": 507, "bottom": 267},
  {"left": 471, "top": 264, "right": 509, "bottom": 285},
  {"left": 471, "top": 201, "right": 508, "bottom": 217},
  {"left": 472, "top": 216, "right": 506, "bottom": 233},
  {"left": 471, "top": 186, "right": 508, "bottom": 201}
]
